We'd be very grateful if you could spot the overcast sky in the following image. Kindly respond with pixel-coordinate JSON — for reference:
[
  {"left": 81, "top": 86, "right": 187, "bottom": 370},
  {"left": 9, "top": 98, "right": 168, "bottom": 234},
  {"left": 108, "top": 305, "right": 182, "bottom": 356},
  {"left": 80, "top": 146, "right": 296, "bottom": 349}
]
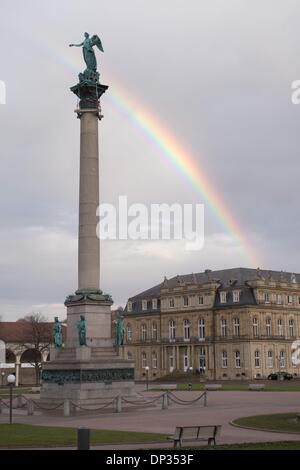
[{"left": 1, "top": 0, "right": 300, "bottom": 320}]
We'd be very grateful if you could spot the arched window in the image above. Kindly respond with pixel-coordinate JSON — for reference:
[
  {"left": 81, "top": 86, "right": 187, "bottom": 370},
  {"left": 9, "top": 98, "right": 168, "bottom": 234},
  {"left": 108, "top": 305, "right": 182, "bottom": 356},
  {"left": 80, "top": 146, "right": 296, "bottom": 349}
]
[
  {"left": 221, "top": 319, "right": 227, "bottom": 337},
  {"left": 279, "top": 350, "right": 285, "bottom": 368},
  {"left": 169, "top": 320, "right": 175, "bottom": 340},
  {"left": 289, "top": 319, "right": 295, "bottom": 337},
  {"left": 126, "top": 324, "right": 132, "bottom": 342},
  {"left": 141, "top": 351, "right": 147, "bottom": 368},
  {"left": 254, "top": 350, "right": 260, "bottom": 368},
  {"left": 141, "top": 324, "right": 147, "bottom": 341},
  {"left": 152, "top": 351, "right": 158, "bottom": 369},
  {"left": 152, "top": 321, "right": 158, "bottom": 340},
  {"left": 198, "top": 318, "right": 205, "bottom": 339},
  {"left": 235, "top": 350, "right": 241, "bottom": 368},
  {"left": 222, "top": 351, "right": 228, "bottom": 368},
  {"left": 183, "top": 319, "right": 190, "bottom": 340},
  {"left": 277, "top": 319, "right": 284, "bottom": 336},
  {"left": 233, "top": 318, "right": 240, "bottom": 336},
  {"left": 266, "top": 318, "right": 271, "bottom": 337},
  {"left": 267, "top": 350, "right": 273, "bottom": 368},
  {"left": 253, "top": 318, "right": 259, "bottom": 337}
]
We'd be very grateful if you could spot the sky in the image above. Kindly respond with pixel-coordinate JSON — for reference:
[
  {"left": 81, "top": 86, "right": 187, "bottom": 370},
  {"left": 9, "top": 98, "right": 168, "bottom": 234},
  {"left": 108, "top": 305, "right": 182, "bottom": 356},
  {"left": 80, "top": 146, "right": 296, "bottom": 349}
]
[{"left": 1, "top": 0, "right": 300, "bottom": 320}]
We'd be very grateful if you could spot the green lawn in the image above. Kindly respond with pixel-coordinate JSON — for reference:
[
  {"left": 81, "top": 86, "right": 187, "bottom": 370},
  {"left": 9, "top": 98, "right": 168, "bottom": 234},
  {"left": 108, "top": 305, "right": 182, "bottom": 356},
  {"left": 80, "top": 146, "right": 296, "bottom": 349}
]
[
  {"left": 175, "top": 383, "right": 300, "bottom": 392},
  {"left": 199, "top": 441, "right": 300, "bottom": 450},
  {"left": 0, "top": 387, "right": 34, "bottom": 398},
  {"left": 233, "top": 413, "right": 300, "bottom": 434},
  {"left": 0, "top": 424, "right": 168, "bottom": 448}
]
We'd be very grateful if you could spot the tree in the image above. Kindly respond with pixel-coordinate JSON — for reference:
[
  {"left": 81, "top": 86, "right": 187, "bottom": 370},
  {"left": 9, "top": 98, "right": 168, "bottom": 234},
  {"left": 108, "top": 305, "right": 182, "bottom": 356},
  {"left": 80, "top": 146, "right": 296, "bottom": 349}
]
[{"left": 17, "top": 313, "right": 52, "bottom": 385}]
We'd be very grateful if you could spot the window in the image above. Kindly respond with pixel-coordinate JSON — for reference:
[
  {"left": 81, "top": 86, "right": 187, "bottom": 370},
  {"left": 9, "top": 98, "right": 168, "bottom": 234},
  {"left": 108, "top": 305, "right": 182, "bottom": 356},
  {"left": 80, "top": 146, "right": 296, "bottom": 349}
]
[
  {"left": 254, "top": 350, "right": 260, "bottom": 368},
  {"left": 169, "top": 320, "right": 175, "bottom": 340},
  {"left": 168, "top": 351, "right": 174, "bottom": 371},
  {"left": 253, "top": 318, "right": 259, "bottom": 337},
  {"left": 141, "top": 323, "right": 147, "bottom": 341},
  {"left": 199, "top": 347, "right": 206, "bottom": 370},
  {"left": 264, "top": 292, "right": 270, "bottom": 303},
  {"left": 298, "top": 296, "right": 300, "bottom": 305},
  {"left": 141, "top": 352, "right": 147, "bottom": 368},
  {"left": 198, "top": 295, "right": 204, "bottom": 305},
  {"left": 292, "top": 350, "right": 298, "bottom": 368},
  {"left": 279, "top": 350, "right": 285, "bottom": 368},
  {"left": 235, "top": 351, "right": 241, "bottom": 368},
  {"left": 126, "top": 324, "right": 132, "bottom": 342},
  {"left": 233, "top": 290, "right": 240, "bottom": 303},
  {"left": 267, "top": 350, "right": 273, "bottom": 368},
  {"left": 183, "top": 347, "right": 189, "bottom": 370},
  {"left": 233, "top": 318, "right": 240, "bottom": 336},
  {"left": 127, "top": 301, "right": 132, "bottom": 312},
  {"left": 277, "top": 319, "right": 284, "bottom": 336},
  {"left": 289, "top": 319, "right": 295, "bottom": 337},
  {"left": 220, "top": 291, "right": 227, "bottom": 304},
  {"left": 221, "top": 319, "right": 227, "bottom": 337},
  {"left": 183, "top": 319, "right": 190, "bottom": 340},
  {"left": 127, "top": 351, "right": 132, "bottom": 360},
  {"left": 222, "top": 351, "right": 228, "bottom": 368},
  {"left": 183, "top": 296, "right": 189, "bottom": 307},
  {"left": 142, "top": 300, "right": 147, "bottom": 311},
  {"left": 288, "top": 295, "right": 293, "bottom": 304},
  {"left": 152, "top": 299, "right": 157, "bottom": 310},
  {"left": 277, "top": 294, "right": 283, "bottom": 305},
  {"left": 266, "top": 318, "right": 271, "bottom": 337},
  {"left": 198, "top": 318, "right": 205, "bottom": 339},
  {"left": 152, "top": 322, "right": 158, "bottom": 340},
  {"left": 152, "top": 351, "right": 158, "bottom": 369},
  {"left": 169, "top": 298, "right": 175, "bottom": 308}
]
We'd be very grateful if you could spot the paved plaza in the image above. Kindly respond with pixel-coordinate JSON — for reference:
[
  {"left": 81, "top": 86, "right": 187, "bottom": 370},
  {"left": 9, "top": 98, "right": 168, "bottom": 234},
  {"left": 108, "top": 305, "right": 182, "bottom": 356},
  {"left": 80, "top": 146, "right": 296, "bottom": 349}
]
[{"left": 1, "top": 389, "right": 300, "bottom": 449}]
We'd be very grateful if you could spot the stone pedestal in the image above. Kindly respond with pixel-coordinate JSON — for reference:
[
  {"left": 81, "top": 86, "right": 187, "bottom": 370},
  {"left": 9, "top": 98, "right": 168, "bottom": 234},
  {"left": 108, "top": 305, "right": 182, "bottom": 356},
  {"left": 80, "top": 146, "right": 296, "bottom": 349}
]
[{"left": 40, "top": 79, "right": 135, "bottom": 408}]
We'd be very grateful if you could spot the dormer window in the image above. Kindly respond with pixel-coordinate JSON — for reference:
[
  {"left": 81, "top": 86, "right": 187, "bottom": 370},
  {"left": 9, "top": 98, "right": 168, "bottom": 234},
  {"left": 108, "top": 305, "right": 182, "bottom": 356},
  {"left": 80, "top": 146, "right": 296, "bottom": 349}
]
[
  {"left": 152, "top": 299, "right": 157, "bottom": 310},
  {"left": 198, "top": 295, "right": 204, "bottom": 305},
  {"left": 142, "top": 300, "right": 147, "bottom": 311},
  {"left": 183, "top": 296, "right": 189, "bottom": 307},
  {"left": 127, "top": 301, "right": 132, "bottom": 312},
  {"left": 169, "top": 298, "right": 175, "bottom": 308},
  {"left": 233, "top": 290, "right": 240, "bottom": 303},
  {"left": 288, "top": 295, "right": 293, "bottom": 304},
  {"left": 220, "top": 292, "right": 227, "bottom": 304},
  {"left": 277, "top": 294, "right": 283, "bottom": 305},
  {"left": 264, "top": 292, "right": 270, "bottom": 303}
]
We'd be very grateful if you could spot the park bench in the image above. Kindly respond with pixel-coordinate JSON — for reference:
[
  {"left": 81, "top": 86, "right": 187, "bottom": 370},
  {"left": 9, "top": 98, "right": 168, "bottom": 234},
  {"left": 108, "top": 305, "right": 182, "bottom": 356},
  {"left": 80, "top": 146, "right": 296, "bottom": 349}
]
[{"left": 169, "top": 425, "right": 222, "bottom": 448}]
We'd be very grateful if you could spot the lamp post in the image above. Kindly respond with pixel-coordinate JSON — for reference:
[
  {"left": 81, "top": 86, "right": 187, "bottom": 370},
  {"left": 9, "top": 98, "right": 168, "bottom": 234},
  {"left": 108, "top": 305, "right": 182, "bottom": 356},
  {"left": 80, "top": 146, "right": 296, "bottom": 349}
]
[
  {"left": 1, "top": 371, "right": 5, "bottom": 387},
  {"left": 7, "top": 374, "right": 15, "bottom": 425},
  {"left": 145, "top": 366, "right": 149, "bottom": 391}
]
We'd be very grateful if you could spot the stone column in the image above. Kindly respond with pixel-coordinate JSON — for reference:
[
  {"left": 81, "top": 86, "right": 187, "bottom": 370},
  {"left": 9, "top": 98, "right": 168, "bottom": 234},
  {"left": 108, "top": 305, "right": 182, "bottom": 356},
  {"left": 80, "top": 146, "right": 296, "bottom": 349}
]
[{"left": 78, "top": 109, "right": 100, "bottom": 291}]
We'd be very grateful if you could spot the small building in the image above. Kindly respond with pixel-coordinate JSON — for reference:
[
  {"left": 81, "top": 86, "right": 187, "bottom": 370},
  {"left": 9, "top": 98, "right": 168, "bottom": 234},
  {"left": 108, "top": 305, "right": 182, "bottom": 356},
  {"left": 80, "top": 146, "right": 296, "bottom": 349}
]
[{"left": 0, "top": 321, "right": 66, "bottom": 386}]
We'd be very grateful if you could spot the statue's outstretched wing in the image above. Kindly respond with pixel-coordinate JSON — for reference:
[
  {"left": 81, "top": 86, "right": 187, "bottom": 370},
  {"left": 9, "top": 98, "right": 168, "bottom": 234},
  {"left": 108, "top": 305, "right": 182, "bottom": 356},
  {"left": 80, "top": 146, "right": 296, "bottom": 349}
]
[{"left": 91, "top": 35, "right": 104, "bottom": 52}]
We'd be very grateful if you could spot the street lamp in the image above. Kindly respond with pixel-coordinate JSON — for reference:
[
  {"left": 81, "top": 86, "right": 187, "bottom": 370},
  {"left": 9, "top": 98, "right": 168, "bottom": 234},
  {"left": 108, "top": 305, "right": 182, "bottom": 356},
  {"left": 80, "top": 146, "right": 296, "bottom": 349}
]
[
  {"left": 7, "top": 374, "right": 15, "bottom": 425},
  {"left": 145, "top": 366, "right": 150, "bottom": 391},
  {"left": 188, "top": 366, "right": 193, "bottom": 391},
  {"left": 1, "top": 371, "right": 5, "bottom": 387}
]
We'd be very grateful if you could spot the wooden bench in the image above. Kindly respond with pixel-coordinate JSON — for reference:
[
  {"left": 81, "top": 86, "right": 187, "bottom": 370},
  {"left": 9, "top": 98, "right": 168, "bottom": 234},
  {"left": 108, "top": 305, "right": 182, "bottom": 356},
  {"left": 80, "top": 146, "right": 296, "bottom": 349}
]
[{"left": 169, "top": 425, "right": 222, "bottom": 448}]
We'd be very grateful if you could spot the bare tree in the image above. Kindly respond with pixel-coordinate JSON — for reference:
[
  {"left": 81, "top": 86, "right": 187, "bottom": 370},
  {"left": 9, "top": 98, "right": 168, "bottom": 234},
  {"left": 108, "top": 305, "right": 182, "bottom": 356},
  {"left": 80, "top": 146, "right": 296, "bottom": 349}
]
[{"left": 17, "top": 313, "right": 52, "bottom": 385}]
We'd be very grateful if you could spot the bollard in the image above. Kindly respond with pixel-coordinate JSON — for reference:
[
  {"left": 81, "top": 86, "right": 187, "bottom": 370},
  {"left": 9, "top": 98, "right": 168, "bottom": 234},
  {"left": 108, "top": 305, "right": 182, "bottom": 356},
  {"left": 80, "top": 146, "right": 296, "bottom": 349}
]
[
  {"left": 203, "top": 391, "right": 207, "bottom": 407},
  {"left": 77, "top": 427, "right": 90, "bottom": 450},
  {"left": 27, "top": 400, "right": 34, "bottom": 416},
  {"left": 188, "top": 383, "right": 192, "bottom": 391},
  {"left": 116, "top": 395, "right": 122, "bottom": 413},
  {"left": 64, "top": 399, "right": 71, "bottom": 417},
  {"left": 17, "top": 395, "right": 23, "bottom": 409},
  {"left": 162, "top": 392, "right": 168, "bottom": 410}
]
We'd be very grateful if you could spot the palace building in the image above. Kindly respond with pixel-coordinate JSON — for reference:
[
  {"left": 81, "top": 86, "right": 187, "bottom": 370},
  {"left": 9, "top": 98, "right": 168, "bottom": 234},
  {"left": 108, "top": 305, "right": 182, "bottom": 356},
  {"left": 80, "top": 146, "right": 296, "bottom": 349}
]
[{"left": 121, "top": 268, "right": 300, "bottom": 381}]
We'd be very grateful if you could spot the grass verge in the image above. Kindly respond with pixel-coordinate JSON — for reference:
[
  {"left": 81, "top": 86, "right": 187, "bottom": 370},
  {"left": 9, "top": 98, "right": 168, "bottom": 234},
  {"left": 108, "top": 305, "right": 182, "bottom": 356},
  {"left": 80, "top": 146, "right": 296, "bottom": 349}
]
[{"left": 232, "top": 413, "right": 300, "bottom": 434}]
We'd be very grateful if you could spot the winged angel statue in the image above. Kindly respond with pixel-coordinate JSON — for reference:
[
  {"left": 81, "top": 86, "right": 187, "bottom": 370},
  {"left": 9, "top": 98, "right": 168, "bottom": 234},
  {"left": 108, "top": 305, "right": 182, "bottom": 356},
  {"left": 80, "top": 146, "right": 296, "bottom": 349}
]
[{"left": 69, "top": 32, "right": 104, "bottom": 84}]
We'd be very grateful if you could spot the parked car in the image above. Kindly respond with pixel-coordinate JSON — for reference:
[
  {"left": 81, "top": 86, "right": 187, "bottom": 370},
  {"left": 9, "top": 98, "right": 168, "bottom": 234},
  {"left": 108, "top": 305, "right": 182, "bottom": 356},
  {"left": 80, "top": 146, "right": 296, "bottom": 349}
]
[{"left": 267, "top": 372, "right": 293, "bottom": 380}]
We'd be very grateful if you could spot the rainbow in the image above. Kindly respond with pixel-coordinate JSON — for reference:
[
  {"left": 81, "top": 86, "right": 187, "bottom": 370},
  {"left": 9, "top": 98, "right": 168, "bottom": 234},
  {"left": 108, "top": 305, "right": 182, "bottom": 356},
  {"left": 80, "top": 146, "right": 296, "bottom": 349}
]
[
  {"left": 38, "top": 43, "right": 259, "bottom": 267},
  {"left": 107, "top": 85, "right": 259, "bottom": 266}
]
